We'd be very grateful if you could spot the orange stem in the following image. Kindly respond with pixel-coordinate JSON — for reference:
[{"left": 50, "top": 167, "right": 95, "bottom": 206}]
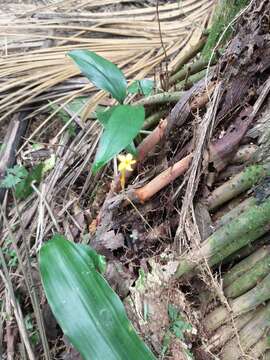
[
  {"left": 137, "top": 118, "right": 168, "bottom": 161},
  {"left": 134, "top": 153, "right": 192, "bottom": 203}
]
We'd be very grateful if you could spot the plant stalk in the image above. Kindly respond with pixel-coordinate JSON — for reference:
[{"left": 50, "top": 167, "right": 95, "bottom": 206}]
[
  {"left": 223, "top": 246, "right": 270, "bottom": 288},
  {"left": 224, "top": 252, "right": 270, "bottom": 298},
  {"left": 207, "top": 163, "right": 270, "bottom": 211},
  {"left": 176, "top": 198, "right": 270, "bottom": 279},
  {"left": 135, "top": 91, "right": 183, "bottom": 107},
  {"left": 220, "top": 302, "right": 270, "bottom": 360},
  {"left": 205, "top": 274, "right": 270, "bottom": 333}
]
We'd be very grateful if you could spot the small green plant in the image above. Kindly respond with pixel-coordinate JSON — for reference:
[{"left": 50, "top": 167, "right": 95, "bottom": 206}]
[
  {"left": 1, "top": 239, "right": 18, "bottom": 268},
  {"left": 0, "top": 156, "right": 55, "bottom": 200},
  {"left": 68, "top": 50, "right": 154, "bottom": 173},
  {"left": 161, "top": 304, "right": 194, "bottom": 359},
  {"left": 0, "top": 165, "right": 28, "bottom": 188},
  {"left": 0, "top": 164, "right": 43, "bottom": 200},
  {"left": 24, "top": 313, "right": 40, "bottom": 347}
]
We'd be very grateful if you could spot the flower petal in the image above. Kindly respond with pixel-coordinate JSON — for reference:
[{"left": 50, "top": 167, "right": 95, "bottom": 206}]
[
  {"left": 126, "top": 153, "right": 133, "bottom": 161},
  {"left": 118, "top": 154, "right": 126, "bottom": 162},
  {"left": 126, "top": 164, "right": 135, "bottom": 171}
]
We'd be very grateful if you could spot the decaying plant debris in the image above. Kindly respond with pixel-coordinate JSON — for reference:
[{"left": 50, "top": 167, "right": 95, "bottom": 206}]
[{"left": 1, "top": 0, "right": 270, "bottom": 359}]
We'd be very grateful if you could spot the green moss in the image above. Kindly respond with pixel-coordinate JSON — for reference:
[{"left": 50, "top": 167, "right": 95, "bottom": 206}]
[{"left": 202, "top": 0, "right": 250, "bottom": 59}]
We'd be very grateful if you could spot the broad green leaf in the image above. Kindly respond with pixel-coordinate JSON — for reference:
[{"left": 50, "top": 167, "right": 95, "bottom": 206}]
[
  {"left": 68, "top": 50, "right": 127, "bottom": 103},
  {"left": 76, "top": 243, "right": 106, "bottom": 274},
  {"left": 92, "top": 105, "right": 144, "bottom": 173},
  {"left": 39, "top": 235, "right": 156, "bottom": 360},
  {"left": 96, "top": 106, "right": 117, "bottom": 127},
  {"left": 128, "top": 79, "right": 154, "bottom": 96},
  {"left": 125, "top": 141, "right": 138, "bottom": 157},
  {"left": 96, "top": 107, "right": 138, "bottom": 158}
]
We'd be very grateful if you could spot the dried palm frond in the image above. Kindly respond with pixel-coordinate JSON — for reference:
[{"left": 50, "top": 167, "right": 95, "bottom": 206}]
[{"left": 0, "top": 0, "right": 215, "bottom": 127}]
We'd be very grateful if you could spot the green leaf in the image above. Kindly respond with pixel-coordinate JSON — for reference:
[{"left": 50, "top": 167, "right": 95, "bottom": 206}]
[
  {"left": 168, "top": 304, "right": 178, "bottom": 322},
  {"left": 96, "top": 108, "right": 138, "bottom": 157},
  {"left": 65, "top": 96, "right": 89, "bottom": 115},
  {"left": 42, "top": 154, "right": 56, "bottom": 175},
  {"left": 128, "top": 79, "right": 154, "bottom": 96},
  {"left": 68, "top": 50, "right": 127, "bottom": 103},
  {"left": 92, "top": 105, "right": 144, "bottom": 173},
  {"left": 0, "top": 165, "right": 28, "bottom": 188},
  {"left": 15, "top": 163, "right": 43, "bottom": 200},
  {"left": 76, "top": 243, "right": 106, "bottom": 274},
  {"left": 125, "top": 141, "right": 138, "bottom": 157},
  {"left": 96, "top": 106, "right": 117, "bottom": 127},
  {"left": 39, "top": 235, "right": 156, "bottom": 360}
]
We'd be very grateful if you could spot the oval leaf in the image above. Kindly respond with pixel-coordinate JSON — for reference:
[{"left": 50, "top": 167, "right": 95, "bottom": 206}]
[
  {"left": 68, "top": 50, "right": 127, "bottom": 103},
  {"left": 96, "top": 106, "right": 118, "bottom": 127},
  {"left": 39, "top": 235, "right": 156, "bottom": 360},
  {"left": 128, "top": 79, "right": 154, "bottom": 96},
  {"left": 93, "top": 105, "right": 144, "bottom": 173}
]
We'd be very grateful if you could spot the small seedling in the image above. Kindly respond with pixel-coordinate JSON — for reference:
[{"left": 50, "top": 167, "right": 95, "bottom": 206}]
[
  {"left": 68, "top": 49, "right": 154, "bottom": 174},
  {"left": 1, "top": 238, "right": 18, "bottom": 268},
  {"left": 161, "top": 304, "right": 194, "bottom": 359},
  {"left": 0, "top": 165, "right": 28, "bottom": 188},
  {"left": 0, "top": 157, "right": 55, "bottom": 200},
  {"left": 24, "top": 313, "right": 40, "bottom": 347}
]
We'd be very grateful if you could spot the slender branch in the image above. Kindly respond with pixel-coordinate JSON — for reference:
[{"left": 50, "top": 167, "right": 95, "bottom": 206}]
[
  {"left": 169, "top": 58, "right": 215, "bottom": 86},
  {"left": 134, "top": 91, "right": 183, "bottom": 107},
  {"left": 137, "top": 118, "right": 168, "bottom": 162},
  {"left": 172, "top": 36, "right": 207, "bottom": 74},
  {"left": 133, "top": 154, "right": 192, "bottom": 203}
]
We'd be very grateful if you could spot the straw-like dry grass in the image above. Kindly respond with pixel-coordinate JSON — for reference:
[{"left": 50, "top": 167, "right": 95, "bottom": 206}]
[{"left": 0, "top": 0, "right": 214, "bottom": 123}]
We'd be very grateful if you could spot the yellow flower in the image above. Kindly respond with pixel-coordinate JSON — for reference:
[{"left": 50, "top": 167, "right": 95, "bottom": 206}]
[{"left": 118, "top": 153, "right": 136, "bottom": 189}]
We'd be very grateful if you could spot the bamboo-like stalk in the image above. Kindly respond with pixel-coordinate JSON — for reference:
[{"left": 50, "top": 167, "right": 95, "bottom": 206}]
[
  {"left": 220, "top": 302, "right": 270, "bottom": 360},
  {"left": 224, "top": 251, "right": 270, "bottom": 298},
  {"left": 207, "top": 163, "right": 270, "bottom": 211},
  {"left": 143, "top": 109, "right": 168, "bottom": 130},
  {"left": 137, "top": 119, "right": 168, "bottom": 162},
  {"left": 171, "top": 36, "right": 207, "bottom": 73},
  {"left": 175, "top": 198, "right": 270, "bottom": 279},
  {"left": 222, "top": 234, "right": 270, "bottom": 266},
  {"left": 205, "top": 274, "right": 270, "bottom": 333},
  {"left": 215, "top": 196, "right": 256, "bottom": 229},
  {"left": 245, "top": 335, "right": 270, "bottom": 359},
  {"left": 169, "top": 58, "right": 213, "bottom": 86},
  {"left": 175, "top": 68, "right": 207, "bottom": 91},
  {"left": 134, "top": 91, "right": 183, "bottom": 107},
  {"left": 223, "top": 246, "right": 270, "bottom": 288},
  {"left": 205, "top": 309, "right": 256, "bottom": 352}
]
